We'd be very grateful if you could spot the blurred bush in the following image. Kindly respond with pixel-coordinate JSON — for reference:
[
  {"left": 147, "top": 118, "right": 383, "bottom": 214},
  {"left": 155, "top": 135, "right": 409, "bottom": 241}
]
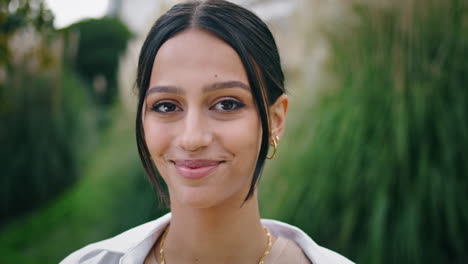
[
  {"left": 261, "top": 0, "right": 467, "bottom": 263},
  {"left": 0, "top": 111, "right": 165, "bottom": 263},
  {"left": 0, "top": 67, "right": 98, "bottom": 226},
  {"left": 0, "top": 0, "right": 98, "bottom": 226},
  {"left": 0, "top": 2, "right": 156, "bottom": 263},
  {"left": 64, "top": 18, "right": 132, "bottom": 106}
]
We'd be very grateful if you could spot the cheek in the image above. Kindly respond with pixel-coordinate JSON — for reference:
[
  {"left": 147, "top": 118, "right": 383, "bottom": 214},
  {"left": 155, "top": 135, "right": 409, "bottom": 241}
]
[
  {"left": 143, "top": 117, "right": 172, "bottom": 157},
  {"left": 221, "top": 111, "right": 262, "bottom": 162}
]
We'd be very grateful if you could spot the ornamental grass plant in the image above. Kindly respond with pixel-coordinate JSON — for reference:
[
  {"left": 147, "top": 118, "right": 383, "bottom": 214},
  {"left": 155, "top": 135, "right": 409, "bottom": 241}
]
[{"left": 261, "top": 0, "right": 468, "bottom": 263}]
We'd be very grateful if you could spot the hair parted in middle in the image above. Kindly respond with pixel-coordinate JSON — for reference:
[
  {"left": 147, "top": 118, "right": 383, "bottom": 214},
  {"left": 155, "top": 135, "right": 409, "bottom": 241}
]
[{"left": 135, "top": 0, "right": 285, "bottom": 204}]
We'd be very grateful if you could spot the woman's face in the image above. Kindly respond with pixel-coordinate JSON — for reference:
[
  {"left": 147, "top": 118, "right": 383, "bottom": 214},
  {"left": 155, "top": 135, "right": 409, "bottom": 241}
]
[{"left": 143, "top": 29, "right": 261, "bottom": 208}]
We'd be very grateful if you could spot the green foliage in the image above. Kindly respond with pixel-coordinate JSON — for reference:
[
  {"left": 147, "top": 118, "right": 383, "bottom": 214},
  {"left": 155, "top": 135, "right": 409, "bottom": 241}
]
[
  {"left": 0, "top": 112, "right": 167, "bottom": 263},
  {"left": 0, "top": 0, "right": 55, "bottom": 114},
  {"left": 0, "top": 4, "right": 160, "bottom": 262},
  {"left": 0, "top": 0, "right": 54, "bottom": 64},
  {"left": 261, "top": 0, "right": 468, "bottom": 263},
  {"left": 64, "top": 17, "right": 132, "bottom": 106},
  {"left": 0, "top": 3, "right": 157, "bottom": 263},
  {"left": 0, "top": 0, "right": 98, "bottom": 225},
  {"left": 0, "top": 67, "right": 97, "bottom": 226}
]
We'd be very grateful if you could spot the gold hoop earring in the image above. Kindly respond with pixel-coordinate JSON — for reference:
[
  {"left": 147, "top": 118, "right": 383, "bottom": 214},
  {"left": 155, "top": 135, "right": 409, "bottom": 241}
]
[{"left": 266, "top": 136, "right": 279, "bottom": 160}]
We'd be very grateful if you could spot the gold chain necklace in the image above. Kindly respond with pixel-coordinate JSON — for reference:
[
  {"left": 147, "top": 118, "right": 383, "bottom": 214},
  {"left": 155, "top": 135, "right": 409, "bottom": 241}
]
[{"left": 158, "top": 226, "right": 272, "bottom": 264}]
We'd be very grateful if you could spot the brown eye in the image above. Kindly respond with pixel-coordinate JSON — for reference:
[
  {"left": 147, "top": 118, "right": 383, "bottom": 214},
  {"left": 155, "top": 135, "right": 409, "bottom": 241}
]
[
  {"left": 211, "top": 99, "right": 245, "bottom": 112},
  {"left": 152, "top": 102, "right": 181, "bottom": 113}
]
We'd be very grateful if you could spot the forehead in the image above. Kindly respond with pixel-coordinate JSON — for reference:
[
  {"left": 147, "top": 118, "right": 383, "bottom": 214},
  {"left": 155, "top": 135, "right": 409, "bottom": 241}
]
[{"left": 150, "top": 28, "right": 249, "bottom": 88}]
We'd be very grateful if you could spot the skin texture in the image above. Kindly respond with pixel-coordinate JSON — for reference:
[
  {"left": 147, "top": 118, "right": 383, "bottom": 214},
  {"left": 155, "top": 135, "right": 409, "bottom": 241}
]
[{"left": 143, "top": 28, "right": 288, "bottom": 264}]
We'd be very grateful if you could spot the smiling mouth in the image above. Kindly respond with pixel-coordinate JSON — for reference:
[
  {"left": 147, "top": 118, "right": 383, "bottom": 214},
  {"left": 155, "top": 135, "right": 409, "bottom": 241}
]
[{"left": 172, "top": 160, "right": 224, "bottom": 179}]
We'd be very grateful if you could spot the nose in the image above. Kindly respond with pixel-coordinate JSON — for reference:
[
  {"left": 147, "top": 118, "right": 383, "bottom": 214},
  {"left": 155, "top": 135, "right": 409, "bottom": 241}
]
[{"left": 178, "top": 109, "right": 213, "bottom": 152}]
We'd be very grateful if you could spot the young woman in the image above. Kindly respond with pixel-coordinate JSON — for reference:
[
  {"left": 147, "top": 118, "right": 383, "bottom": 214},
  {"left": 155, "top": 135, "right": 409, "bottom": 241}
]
[{"left": 61, "top": 1, "right": 353, "bottom": 263}]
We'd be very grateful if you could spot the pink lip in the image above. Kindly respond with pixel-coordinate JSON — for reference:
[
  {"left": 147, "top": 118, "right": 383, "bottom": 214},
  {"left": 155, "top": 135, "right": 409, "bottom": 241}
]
[{"left": 173, "top": 160, "right": 222, "bottom": 179}]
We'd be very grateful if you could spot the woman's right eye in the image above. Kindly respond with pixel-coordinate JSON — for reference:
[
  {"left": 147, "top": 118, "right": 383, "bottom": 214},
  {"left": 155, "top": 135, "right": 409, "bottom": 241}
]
[{"left": 151, "top": 102, "right": 181, "bottom": 113}]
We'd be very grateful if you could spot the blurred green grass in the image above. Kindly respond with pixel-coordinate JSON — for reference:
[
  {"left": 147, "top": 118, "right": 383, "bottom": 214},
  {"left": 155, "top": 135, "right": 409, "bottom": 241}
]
[
  {"left": 0, "top": 108, "right": 167, "bottom": 264},
  {"left": 260, "top": 0, "right": 468, "bottom": 263}
]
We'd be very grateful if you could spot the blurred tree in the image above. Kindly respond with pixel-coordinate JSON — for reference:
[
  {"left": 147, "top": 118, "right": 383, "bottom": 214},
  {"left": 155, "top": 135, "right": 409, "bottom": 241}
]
[
  {"left": 64, "top": 18, "right": 132, "bottom": 106},
  {"left": 0, "top": 0, "right": 54, "bottom": 113},
  {"left": 261, "top": 0, "right": 468, "bottom": 263},
  {"left": 0, "top": 0, "right": 54, "bottom": 65}
]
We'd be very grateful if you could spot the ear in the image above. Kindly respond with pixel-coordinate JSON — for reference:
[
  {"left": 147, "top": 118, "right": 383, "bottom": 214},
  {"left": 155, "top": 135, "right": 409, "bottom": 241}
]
[{"left": 269, "top": 94, "right": 289, "bottom": 141}]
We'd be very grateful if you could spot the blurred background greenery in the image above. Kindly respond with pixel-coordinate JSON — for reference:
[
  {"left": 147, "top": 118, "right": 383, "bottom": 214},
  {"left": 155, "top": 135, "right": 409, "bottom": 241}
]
[{"left": 0, "top": 0, "right": 467, "bottom": 263}]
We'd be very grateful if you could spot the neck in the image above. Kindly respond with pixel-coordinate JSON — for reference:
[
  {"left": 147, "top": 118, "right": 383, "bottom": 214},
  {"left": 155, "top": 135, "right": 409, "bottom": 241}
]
[{"left": 163, "top": 193, "right": 267, "bottom": 264}]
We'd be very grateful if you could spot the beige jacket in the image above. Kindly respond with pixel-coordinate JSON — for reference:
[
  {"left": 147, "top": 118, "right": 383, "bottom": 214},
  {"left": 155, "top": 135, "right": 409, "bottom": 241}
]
[{"left": 60, "top": 213, "right": 354, "bottom": 264}]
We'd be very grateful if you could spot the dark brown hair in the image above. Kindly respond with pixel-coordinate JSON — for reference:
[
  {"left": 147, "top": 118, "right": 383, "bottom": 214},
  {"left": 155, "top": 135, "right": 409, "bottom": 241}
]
[{"left": 135, "top": 0, "right": 285, "bottom": 204}]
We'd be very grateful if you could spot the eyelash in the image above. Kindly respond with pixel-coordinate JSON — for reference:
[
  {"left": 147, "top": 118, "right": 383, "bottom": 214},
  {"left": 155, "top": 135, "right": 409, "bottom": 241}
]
[
  {"left": 150, "top": 99, "right": 246, "bottom": 114},
  {"left": 151, "top": 101, "right": 181, "bottom": 113},
  {"left": 211, "top": 99, "right": 246, "bottom": 112}
]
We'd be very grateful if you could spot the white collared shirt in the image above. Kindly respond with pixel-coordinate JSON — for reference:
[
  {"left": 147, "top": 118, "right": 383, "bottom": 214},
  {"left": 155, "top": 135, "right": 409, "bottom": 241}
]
[{"left": 60, "top": 213, "right": 353, "bottom": 264}]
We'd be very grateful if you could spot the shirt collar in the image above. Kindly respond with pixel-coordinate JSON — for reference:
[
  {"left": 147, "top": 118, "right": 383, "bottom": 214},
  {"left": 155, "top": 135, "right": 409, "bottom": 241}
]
[{"left": 119, "top": 213, "right": 171, "bottom": 264}]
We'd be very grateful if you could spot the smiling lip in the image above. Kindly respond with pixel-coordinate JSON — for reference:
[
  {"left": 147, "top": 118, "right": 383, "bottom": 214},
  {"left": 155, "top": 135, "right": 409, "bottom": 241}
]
[{"left": 173, "top": 160, "right": 222, "bottom": 179}]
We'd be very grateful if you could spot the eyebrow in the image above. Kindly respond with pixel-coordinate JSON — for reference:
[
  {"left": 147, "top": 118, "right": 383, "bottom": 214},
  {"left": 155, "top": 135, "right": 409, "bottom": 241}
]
[
  {"left": 204, "top": 81, "right": 250, "bottom": 92},
  {"left": 146, "top": 81, "right": 250, "bottom": 97},
  {"left": 146, "top": 85, "right": 183, "bottom": 96}
]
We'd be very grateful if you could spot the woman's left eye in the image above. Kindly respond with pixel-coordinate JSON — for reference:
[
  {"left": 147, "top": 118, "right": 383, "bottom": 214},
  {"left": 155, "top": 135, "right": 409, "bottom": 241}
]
[{"left": 211, "top": 99, "right": 246, "bottom": 112}]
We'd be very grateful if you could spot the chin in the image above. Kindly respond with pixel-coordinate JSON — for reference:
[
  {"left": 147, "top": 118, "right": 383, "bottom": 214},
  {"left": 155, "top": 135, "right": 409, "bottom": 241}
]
[{"left": 170, "top": 185, "right": 240, "bottom": 209}]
